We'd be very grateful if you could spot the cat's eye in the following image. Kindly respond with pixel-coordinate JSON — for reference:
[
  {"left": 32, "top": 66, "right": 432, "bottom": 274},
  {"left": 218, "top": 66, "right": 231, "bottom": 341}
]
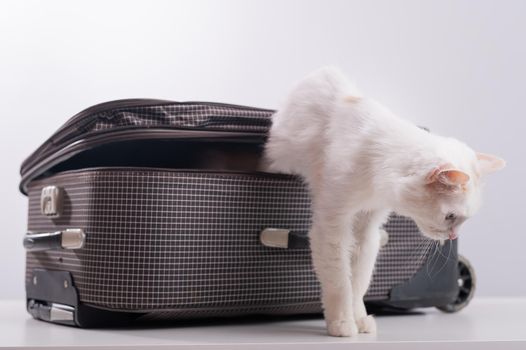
[{"left": 445, "top": 213, "right": 457, "bottom": 222}]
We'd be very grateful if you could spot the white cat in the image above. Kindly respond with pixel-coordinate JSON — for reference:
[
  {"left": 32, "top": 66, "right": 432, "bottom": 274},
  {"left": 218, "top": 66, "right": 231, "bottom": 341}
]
[{"left": 264, "top": 67, "right": 505, "bottom": 337}]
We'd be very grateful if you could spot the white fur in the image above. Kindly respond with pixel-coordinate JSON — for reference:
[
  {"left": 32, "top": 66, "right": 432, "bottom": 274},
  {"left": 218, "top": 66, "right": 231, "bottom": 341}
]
[{"left": 264, "top": 67, "right": 504, "bottom": 337}]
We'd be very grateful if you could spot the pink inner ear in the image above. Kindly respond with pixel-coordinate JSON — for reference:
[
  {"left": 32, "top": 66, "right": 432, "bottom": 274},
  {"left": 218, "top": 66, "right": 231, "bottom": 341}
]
[
  {"left": 426, "top": 164, "right": 454, "bottom": 184},
  {"left": 438, "top": 169, "right": 470, "bottom": 186},
  {"left": 477, "top": 152, "right": 506, "bottom": 174}
]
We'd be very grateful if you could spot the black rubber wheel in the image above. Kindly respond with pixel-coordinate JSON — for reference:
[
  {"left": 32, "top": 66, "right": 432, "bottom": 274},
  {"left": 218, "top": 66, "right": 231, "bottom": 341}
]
[{"left": 437, "top": 255, "right": 476, "bottom": 313}]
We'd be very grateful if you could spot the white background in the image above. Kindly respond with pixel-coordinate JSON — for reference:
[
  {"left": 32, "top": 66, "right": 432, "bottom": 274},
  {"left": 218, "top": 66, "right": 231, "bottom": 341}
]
[{"left": 1, "top": 0, "right": 524, "bottom": 299}]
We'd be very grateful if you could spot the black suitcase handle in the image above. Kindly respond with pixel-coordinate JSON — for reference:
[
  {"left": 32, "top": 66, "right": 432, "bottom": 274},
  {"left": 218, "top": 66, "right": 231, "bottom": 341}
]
[
  {"left": 23, "top": 229, "right": 85, "bottom": 252},
  {"left": 260, "top": 228, "right": 309, "bottom": 249}
]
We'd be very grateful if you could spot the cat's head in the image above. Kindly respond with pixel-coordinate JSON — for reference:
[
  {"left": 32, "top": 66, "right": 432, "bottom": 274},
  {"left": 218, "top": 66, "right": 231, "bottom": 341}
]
[{"left": 396, "top": 140, "right": 505, "bottom": 241}]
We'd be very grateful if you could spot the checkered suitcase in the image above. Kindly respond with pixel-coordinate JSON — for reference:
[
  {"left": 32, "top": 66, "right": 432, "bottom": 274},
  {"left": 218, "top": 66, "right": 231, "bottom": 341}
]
[{"left": 21, "top": 100, "right": 460, "bottom": 327}]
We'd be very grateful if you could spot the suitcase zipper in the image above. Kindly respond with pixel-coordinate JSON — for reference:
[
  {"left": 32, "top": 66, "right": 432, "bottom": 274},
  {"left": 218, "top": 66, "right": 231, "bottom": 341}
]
[
  {"left": 21, "top": 99, "right": 274, "bottom": 176},
  {"left": 52, "top": 99, "right": 272, "bottom": 145},
  {"left": 20, "top": 128, "right": 266, "bottom": 195}
]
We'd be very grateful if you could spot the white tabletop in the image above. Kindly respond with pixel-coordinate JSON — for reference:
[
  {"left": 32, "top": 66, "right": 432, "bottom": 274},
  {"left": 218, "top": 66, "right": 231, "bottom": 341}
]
[{"left": 1, "top": 298, "right": 525, "bottom": 349}]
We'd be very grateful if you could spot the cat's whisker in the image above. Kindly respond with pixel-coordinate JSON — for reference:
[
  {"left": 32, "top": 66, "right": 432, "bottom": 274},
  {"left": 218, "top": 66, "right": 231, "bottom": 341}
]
[
  {"left": 434, "top": 241, "right": 452, "bottom": 260},
  {"left": 409, "top": 238, "right": 434, "bottom": 273},
  {"left": 430, "top": 240, "right": 453, "bottom": 278},
  {"left": 427, "top": 241, "right": 443, "bottom": 278},
  {"left": 407, "top": 239, "right": 427, "bottom": 266},
  {"left": 417, "top": 239, "right": 433, "bottom": 260},
  {"left": 425, "top": 242, "right": 435, "bottom": 277},
  {"left": 417, "top": 240, "right": 434, "bottom": 268}
]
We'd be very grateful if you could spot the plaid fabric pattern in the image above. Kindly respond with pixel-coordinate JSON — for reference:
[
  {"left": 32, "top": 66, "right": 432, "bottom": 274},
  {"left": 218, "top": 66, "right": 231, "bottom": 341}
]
[{"left": 26, "top": 168, "right": 430, "bottom": 315}]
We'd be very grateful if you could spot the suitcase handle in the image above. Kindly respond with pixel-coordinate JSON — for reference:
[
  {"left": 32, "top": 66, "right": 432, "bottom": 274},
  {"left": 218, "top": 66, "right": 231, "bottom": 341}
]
[
  {"left": 260, "top": 228, "right": 309, "bottom": 249},
  {"left": 23, "top": 229, "right": 85, "bottom": 252}
]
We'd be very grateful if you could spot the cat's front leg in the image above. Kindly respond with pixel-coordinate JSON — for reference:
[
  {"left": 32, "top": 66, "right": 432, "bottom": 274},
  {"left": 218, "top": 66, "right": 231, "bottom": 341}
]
[
  {"left": 350, "top": 210, "right": 390, "bottom": 334},
  {"left": 310, "top": 215, "right": 357, "bottom": 337}
]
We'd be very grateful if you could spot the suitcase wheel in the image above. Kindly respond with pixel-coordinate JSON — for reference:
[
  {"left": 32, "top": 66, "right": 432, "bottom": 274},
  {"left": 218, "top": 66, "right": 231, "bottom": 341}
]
[{"left": 436, "top": 255, "right": 476, "bottom": 313}]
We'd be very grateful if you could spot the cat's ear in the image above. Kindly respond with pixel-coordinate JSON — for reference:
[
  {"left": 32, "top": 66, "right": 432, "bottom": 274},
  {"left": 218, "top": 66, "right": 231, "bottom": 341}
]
[
  {"left": 477, "top": 153, "right": 506, "bottom": 175},
  {"left": 426, "top": 166, "right": 470, "bottom": 186},
  {"left": 437, "top": 169, "right": 470, "bottom": 186}
]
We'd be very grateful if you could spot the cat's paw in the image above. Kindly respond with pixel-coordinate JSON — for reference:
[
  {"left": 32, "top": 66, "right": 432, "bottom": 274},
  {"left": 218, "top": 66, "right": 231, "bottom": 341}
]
[
  {"left": 356, "top": 315, "right": 377, "bottom": 334},
  {"left": 327, "top": 319, "right": 358, "bottom": 337}
]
